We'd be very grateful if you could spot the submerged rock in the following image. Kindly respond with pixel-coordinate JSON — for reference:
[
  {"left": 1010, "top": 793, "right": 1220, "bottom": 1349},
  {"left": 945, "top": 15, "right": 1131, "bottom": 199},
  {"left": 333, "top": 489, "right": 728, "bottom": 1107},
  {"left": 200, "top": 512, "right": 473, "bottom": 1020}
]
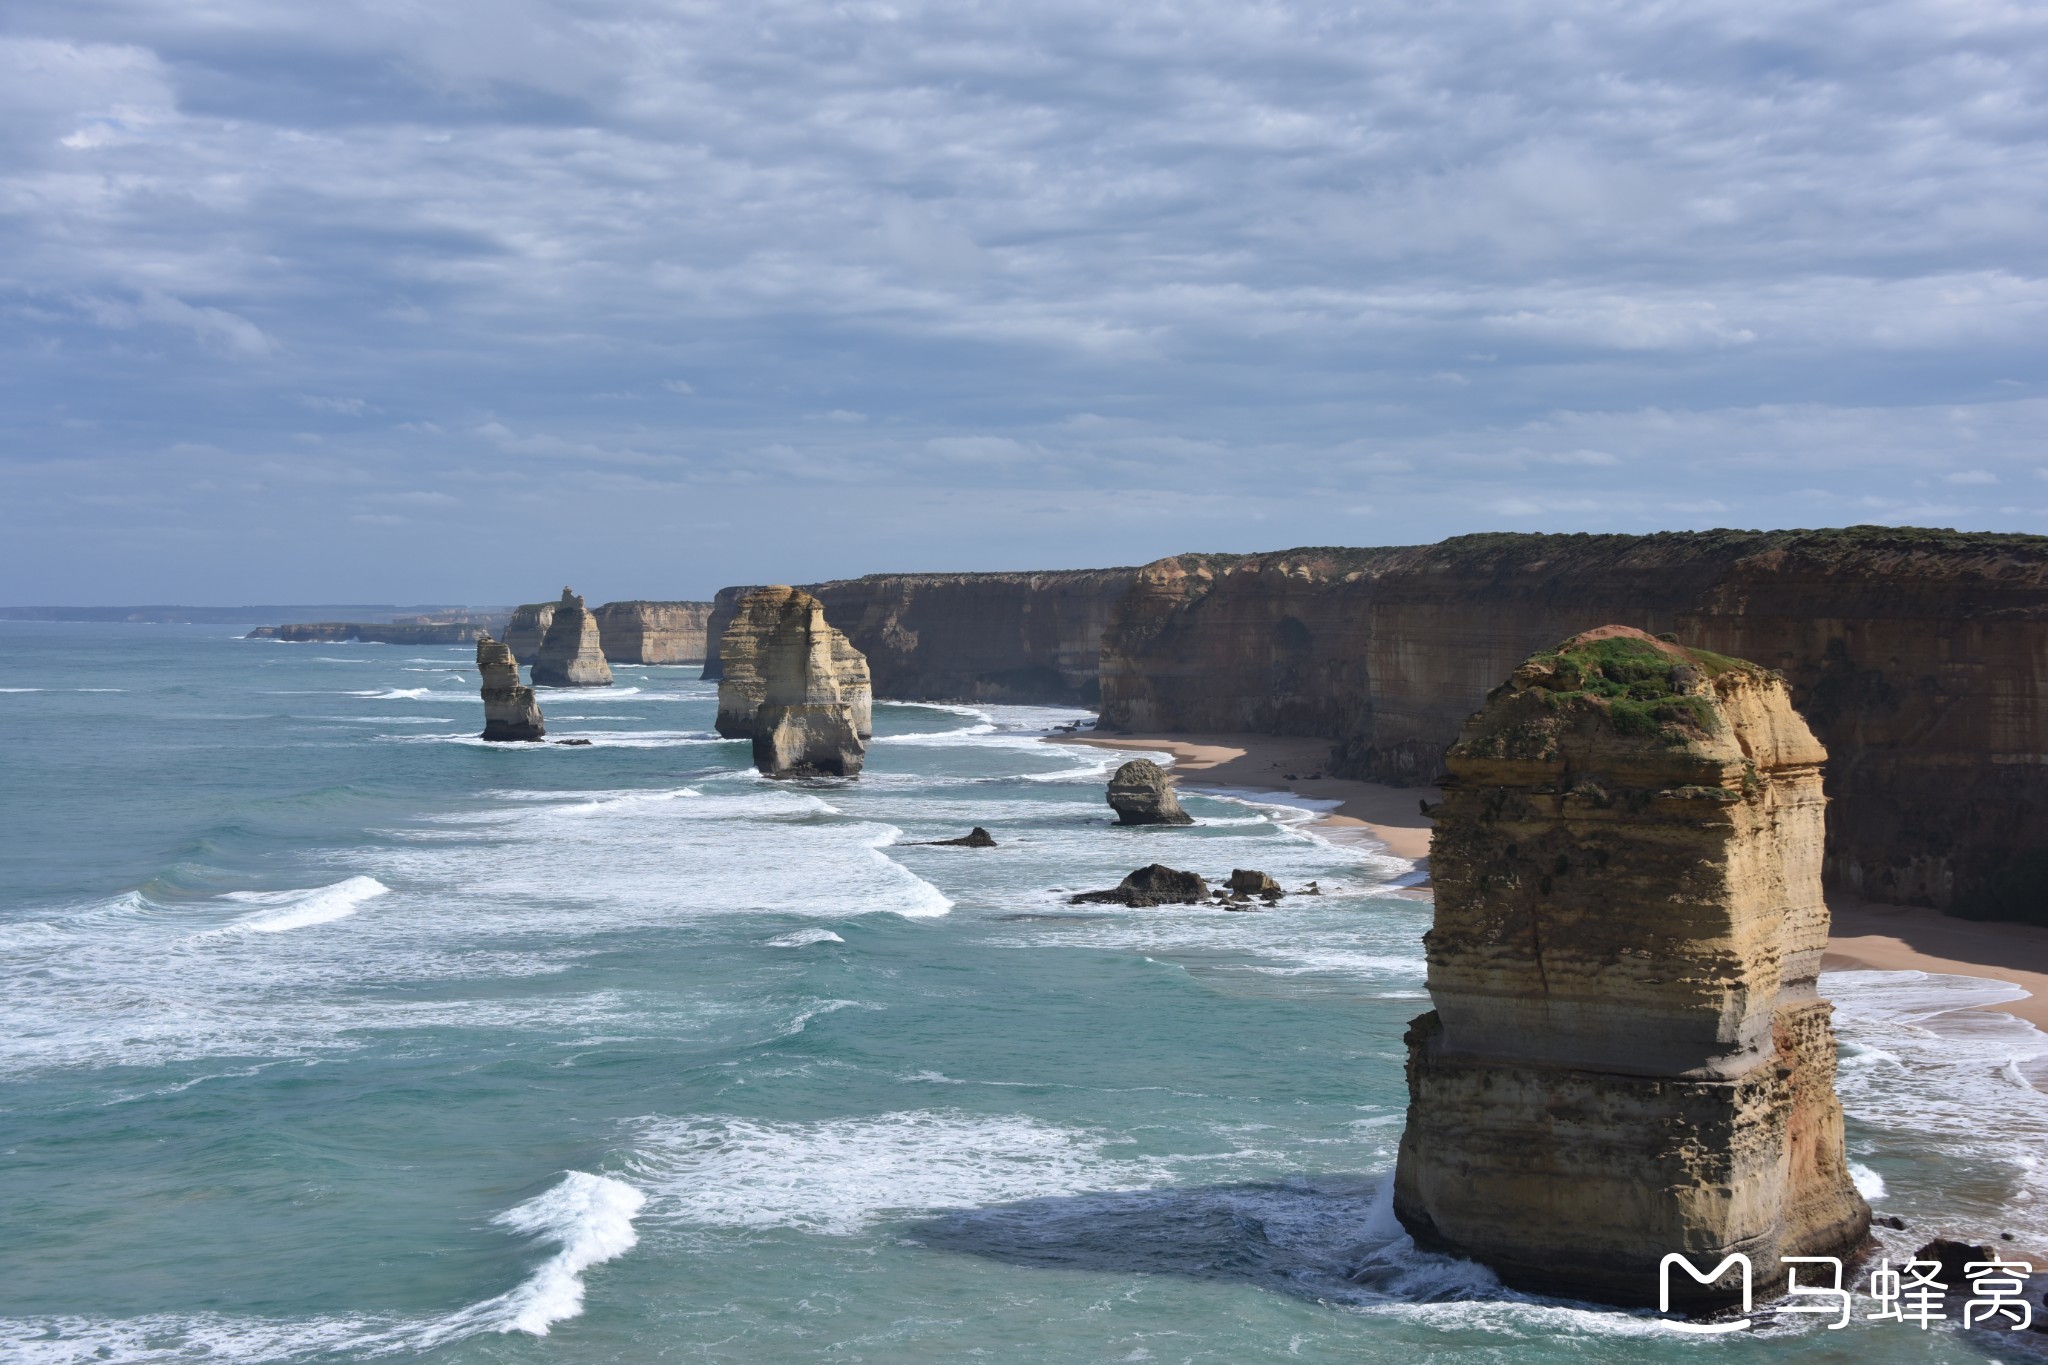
[
  {"left": 1915, "top": 1238, "right": 1997, "bottom": 1287},
  {"left": 1106, "top": 759, "right": 1193, "bottom": 826},
  {"left": 530, "top": 589, "right": 614, "bottom": 688},
  {"left": 715, "top": 586, "right": 872, "bottom": 742},
  {"left": 716, "top": 587, "right": 872, "bottom": 778},
  {"left": 1393, "top": 626, "right": 1869, "bottom": 1308},
  {"left": 1070, "top": 864, "right": 1210, "bottom": 907},
  {"left": 922, "top": 827, "right": 997, "bottom": 847},
  {"left": 476, "top": 635, "right": 546, "bottom": 741}
]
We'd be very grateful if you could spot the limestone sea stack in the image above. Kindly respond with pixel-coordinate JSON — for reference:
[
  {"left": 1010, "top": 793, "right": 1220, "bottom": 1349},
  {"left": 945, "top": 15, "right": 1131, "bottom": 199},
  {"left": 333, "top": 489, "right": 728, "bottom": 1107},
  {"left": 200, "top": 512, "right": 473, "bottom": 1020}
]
[
  {"left": 714, "top": 586, "right": 872, "bottom": 742},
  {"left": 504, "top": 600, "right": 558, "bottom": 660},
  {"left": 530, "top": 589, "right": 614, "bottom": 688},
  {"left": 476, "top": 635, "right": 545, "bottom": 741},
  {"left": 1392, "top": 626, "right": 1869, "bottom": 1307},
  {"left": 715, "top": 587, "right": 872, "bottom": 777},
  {"left": 1106, "top": 759, "right": 1193, "bottom": 825}
]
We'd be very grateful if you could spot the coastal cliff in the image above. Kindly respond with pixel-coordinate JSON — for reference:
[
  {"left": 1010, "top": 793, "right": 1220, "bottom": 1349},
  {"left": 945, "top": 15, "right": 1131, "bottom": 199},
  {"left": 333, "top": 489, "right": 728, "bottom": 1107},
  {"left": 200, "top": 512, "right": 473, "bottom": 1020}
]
[
  {"left": 530, "top": 589, "right": 614, "bottom": 688},
  {"left": 1098, "top": 528, "right": 2048, "bottom": 910},
  {"left": 808, "top": 569, "right": 1136, "bottom": 705},
  {"left": 1393, "top": 628, "right": 1868, "bottom": 1305},
  {"left": 247, "top": 622, "right": 496, "bottom": 645},
  {"left": 715, "top": 587, "right": 871, "bottom": 740},
  {"left": 593, "top": 600, "right": 714, "bottom": 664},
  {"left": 704, "top": 571, "right": 1135, "bottom": 703}
]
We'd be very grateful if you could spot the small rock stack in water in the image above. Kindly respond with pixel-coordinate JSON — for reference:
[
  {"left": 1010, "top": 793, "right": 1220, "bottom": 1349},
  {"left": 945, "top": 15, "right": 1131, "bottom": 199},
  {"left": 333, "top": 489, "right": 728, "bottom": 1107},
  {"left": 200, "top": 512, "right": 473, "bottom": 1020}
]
[
  {"left": 476, "top": 634, "right": 545, "bottom": 741},
  {"left": 530, "top": 588, "right": 614, "bottom": 688},
  {"left": 1393, "top": 626, "right": 1869, "bottom": 1307},
  {"left": 1105, "top": 759, "right": 1193, "bottom": 825},
  {"left": 716, "top": 586, "right": 872, "bottom": 777}
]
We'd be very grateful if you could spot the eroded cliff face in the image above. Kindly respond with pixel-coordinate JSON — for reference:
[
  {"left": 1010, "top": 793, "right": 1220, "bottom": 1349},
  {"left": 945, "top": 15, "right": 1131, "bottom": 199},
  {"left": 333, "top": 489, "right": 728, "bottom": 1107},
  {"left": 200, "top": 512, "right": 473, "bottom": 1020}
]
[
  {"left": 1098, "top": 528, "right": 2048, "bottom": 909},
  {"left": 715, "top": 587, "right": 872, "bottom": 777},
  {"left": 476, "top": 635, "right": 545, "bottom": 741},
  {"left": 531, "top": 589, "right": 614, "bottom": 688},
  {"left": 592, "top": 600, "right": 714, "bottom": 664},
  {"left": 704, "top": 570, "right": 1134, "bottom": 703},
  {"left": 1392, "top": 628, "right": 1868, "bottom": 1306}
]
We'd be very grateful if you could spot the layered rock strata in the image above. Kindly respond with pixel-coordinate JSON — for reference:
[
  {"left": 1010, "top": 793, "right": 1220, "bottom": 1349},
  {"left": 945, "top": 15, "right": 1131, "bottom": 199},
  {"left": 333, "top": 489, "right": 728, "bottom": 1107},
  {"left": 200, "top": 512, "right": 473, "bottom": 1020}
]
[
  {"left": 530, "top": 589, "right": 614, "bottom": 688},
  {"left": 1392, "top": 627, "right": 1869, "bottom": 1307},
  {"left": 698, "top": 585, "right": 766, "bottom": 682},
  {"left": 504, "top": 600, "right": 558, "bottom": 660},
  {"left": 806, "top": 569, "right": 1137, "bottom": 705},
  {"left": 476, "top": 635, "right": 545, "bottom": 741},
  {"left": 1105, "top": 759, "right": 1193, "bottom": 826},
  {"left": 715, "top": 587, "right": 871, "bottom": 741},
  {"left": 1096, "top": 528, "right": 2048, "bottom": 910},
  {"left": 716, "top": 587, "right": 872, "bottom": 777},
  {"left": 593, "top": 600, "right": 714, "bottom": 664}
]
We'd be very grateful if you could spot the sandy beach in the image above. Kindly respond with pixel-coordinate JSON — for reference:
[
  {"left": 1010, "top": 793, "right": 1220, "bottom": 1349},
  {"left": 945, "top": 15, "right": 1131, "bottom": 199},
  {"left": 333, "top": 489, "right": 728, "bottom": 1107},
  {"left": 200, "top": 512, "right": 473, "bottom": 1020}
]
[{"left": 1062, "top": 729, "right": 2048, "bottom": 1031}]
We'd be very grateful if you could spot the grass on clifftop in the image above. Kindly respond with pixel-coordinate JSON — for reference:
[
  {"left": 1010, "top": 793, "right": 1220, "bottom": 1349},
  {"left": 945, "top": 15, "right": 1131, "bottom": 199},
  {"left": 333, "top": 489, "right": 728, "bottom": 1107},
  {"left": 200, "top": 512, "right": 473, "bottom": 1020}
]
[{"left": 1525, "top": 634, "right": 1745, "bottom": 740}]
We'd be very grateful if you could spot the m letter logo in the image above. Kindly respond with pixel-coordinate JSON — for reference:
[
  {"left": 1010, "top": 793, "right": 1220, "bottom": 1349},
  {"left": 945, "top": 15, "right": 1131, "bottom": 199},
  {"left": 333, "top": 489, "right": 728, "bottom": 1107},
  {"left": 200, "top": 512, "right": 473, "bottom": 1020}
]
[{"left": 1659, "top": 1253, "right": 1754, "bottom": 1333}]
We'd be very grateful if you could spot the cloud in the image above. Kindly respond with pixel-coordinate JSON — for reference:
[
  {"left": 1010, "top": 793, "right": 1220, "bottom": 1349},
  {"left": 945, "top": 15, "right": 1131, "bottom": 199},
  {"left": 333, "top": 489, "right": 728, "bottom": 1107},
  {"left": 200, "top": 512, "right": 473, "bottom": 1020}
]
[
  {"left": 297, "top": 395, "right": 367, "bottom": 414},
  {"left": 1, "top": 0, "right": 2045, "bottom": 598}
]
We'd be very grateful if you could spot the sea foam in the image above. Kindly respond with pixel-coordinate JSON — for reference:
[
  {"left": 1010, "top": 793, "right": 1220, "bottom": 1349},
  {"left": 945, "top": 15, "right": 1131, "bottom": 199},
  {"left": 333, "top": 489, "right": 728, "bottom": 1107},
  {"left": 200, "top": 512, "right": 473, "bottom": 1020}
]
[
  {"left": 215, "top": 876, "right": 390, "bottom": 934},
  {"left": 627, "top": 1110, "right": 1166, "bottom": 1236},
  {"left": 476, "top": 1172, "right": 646, "bottom": 1336}
]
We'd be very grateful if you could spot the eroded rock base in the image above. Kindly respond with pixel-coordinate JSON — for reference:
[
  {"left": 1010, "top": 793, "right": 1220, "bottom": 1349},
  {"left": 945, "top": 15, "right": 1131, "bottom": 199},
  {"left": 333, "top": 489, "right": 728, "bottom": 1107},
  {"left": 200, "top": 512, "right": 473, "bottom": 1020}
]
[
  {"left": 1394, "top": 1000, "right": 1869, "bottom": 1307},
  {"left": 752, "top": 702, "right": 864, "bottom": 778}
]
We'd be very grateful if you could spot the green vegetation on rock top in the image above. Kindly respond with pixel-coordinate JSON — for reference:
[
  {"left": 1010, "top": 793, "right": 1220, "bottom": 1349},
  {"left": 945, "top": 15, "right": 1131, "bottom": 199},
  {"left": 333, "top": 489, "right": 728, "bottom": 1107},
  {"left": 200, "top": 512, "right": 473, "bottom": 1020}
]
[{"left": 1522, "top": 633, "right": 1749, "bottom": 741}]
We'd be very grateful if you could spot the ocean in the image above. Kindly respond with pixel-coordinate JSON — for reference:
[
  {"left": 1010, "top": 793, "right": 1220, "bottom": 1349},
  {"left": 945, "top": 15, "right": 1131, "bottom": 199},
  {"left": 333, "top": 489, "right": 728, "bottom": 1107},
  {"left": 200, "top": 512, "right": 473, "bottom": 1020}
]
[{"left": 2, "top": 621, "right": 2045, "bottom": 1363}]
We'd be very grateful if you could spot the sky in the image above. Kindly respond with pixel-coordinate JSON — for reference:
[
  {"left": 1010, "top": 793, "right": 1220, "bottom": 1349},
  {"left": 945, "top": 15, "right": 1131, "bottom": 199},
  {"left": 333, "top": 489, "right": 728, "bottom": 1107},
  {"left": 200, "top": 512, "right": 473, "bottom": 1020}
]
[{"left": 3, "top": 0, "right": 2046, "bottom": 603}]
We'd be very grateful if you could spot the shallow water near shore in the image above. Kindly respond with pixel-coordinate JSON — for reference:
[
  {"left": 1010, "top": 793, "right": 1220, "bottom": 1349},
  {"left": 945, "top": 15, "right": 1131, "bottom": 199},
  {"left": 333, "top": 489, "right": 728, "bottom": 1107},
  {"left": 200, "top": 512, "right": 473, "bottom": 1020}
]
[{"left": 3, "top": 621, "right": 2045, "bottom": 1362}]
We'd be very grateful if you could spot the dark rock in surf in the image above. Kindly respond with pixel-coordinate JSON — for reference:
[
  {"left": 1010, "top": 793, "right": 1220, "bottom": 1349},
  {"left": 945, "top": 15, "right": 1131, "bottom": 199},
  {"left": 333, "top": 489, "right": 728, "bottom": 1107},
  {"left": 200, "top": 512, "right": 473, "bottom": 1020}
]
[
  {"left": 1070, "top": 864, "right": 1210, "bottom": 907},
  {"left": 922, "top": 827, "right": 997, "bottom": 847},
  {"left": 1227, "top": 869, "right": 1282, "bottom": 897},
  {"left": 1915, "top": 1238, "right": 1997, "bottom": 1288}
]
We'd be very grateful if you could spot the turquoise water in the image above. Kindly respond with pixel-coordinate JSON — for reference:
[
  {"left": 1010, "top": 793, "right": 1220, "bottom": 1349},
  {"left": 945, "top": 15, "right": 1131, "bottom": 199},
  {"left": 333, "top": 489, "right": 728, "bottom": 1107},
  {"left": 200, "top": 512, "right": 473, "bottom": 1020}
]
[{"left": 2, "top": 622, "right": 2043, "bottom": 1362}]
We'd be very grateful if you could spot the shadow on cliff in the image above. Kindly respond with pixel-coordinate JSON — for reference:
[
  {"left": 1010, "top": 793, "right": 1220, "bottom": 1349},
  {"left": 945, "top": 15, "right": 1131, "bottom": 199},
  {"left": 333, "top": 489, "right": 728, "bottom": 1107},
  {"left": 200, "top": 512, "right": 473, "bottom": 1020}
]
[{"left": 900, "top": 1174, "right": 1500, "bottom": 1308}]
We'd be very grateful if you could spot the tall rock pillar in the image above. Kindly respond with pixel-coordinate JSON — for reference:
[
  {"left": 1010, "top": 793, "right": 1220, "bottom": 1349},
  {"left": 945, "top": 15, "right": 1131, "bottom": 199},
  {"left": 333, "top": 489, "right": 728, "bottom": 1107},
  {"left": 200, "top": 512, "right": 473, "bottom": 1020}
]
[
  {"left": 476, "top": 635, "right": 545, "bottom": 741},
  {"left": 1393, "top": 626, "right": 1868, "bottom": 1307},
  {"left": 715, "top": 586, "right": 871, "bottom": 777},
  {"left": 714, "top": 586, "right": 872, "bottom": 743},
  {"left": 530, "top": 588, "right": 614, "bottom": 688}
]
